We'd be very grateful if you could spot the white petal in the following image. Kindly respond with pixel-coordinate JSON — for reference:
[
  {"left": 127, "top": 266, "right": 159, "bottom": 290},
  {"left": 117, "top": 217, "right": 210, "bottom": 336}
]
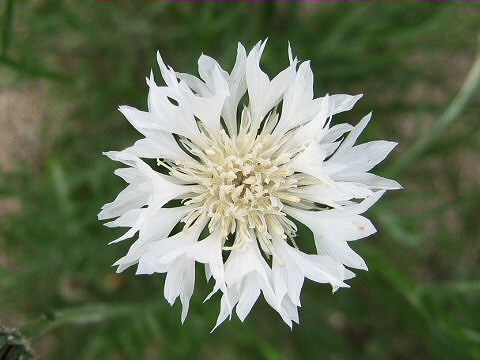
[
  {"left": 246, "top": 41, "right": 296, "bottom": 131},
  {"left": 334, "top": 172, "right": 402, "bottom": 190},
  {"left": 328, "top": 94, "right": 363, "bottom": 115},
  {"left": 175, "top": 72, "right": 210, "bottom": 96},
  {"left": 319, "top": 123, "right": 354, "bottom": 144},
  {"left": 245, "top": 41, "right": 269, "bottom": 127},
  {"left": 288, "top": 184, "right": 352, "bottom": 208},
  {"left": 115, "top": 210, "right": 203, "bottom": 272},
  {"left": 272, "top": 237, "right": 347, "bottom": 307},
  {"left": 163, "top": 259, "right": 185, "bottom": 305},
  {"left": 333, "top": 141, "right": 398, "bottom": 174},
  {"left": 140, "top": 217, "right": 206, "bottom": 267},
  {"left": 334, "top": 181, "right": 374, "bottom": 199},
  {"left": 333, "top": 190, "right": 385, "bottom": 216},
  {"left": 272, "top": 249, "right": 304, "bottom": 307},
  {"left": 198, "top": 54, "right": 227, "bottom": 83},
  {"left": 146, "top": 83, "right": 209, "bottom": 147},
  {"left": 331, "top": 112, "right": 372, "bottom": 159},
  {"left": 118, "top": 105, "right": 162, "bottom": 136},
  {"left": 111, "top": 203, "right": 190, "bottom": 246},
  {"left": 212, "top": 287, "right": 239, "bottom": 332},
  {"left": 284, "top": 194, "right": 383, "bottom": 269},
  {"left": 125, "top": 156, "right": 193, "bottom": 207},
  {"left": 189, "top": 231, "right": 226, "bottom": 297},
  {"left": 98, "top": 184, "right": 148, "bottom": 220},
  {"left": 223, "top": 239, "right": 287, "bottom": 323},
  {"left": 281, "top": 296, "right": 299, "bottom": 324},
  {"left": 273, "top": 61, "right": 314, "bottom": 136},
  {"left": 222, "top": 43, "right": 247, "bottom": 135},
  {"left": 135, "top": 252, "right": 157, "bottom": 275},
  {"left": 104, "top": 208, "right": 142, "bottom": 228},
  {"left": 225, "top": 239, "right": 268, "bottom": 287},
  {"left": 236, "top": 274, "right": 261, "bottom": 321},
  {"left": 140, "top": 205, "right": 194, "bottom": 242},
  {"left": 159, "top": 229, "right": 226, "bottom": 299},
  {"left": 123, "top": 135, "right": 191, "bottom": 162},
  {"left": 180, "top": 67, "right": 229, "bottom": 134},
  {"left": 289, "top": 140, "right": 326, "bottom": 170},
  {"left": 156, "top": 51, "right": 179, "bottom": 89},
  {"left": 317, "top": 240, "right": 368, "bottom": 270},
  {"left": 179, "top": 260, "right": 196, "bottom": 323},
  {"left": 281, "top": 95, "right": 330, "bottom": 150},
  {"left": 113, "top": 167, "right": 143, "bottom": 184}
]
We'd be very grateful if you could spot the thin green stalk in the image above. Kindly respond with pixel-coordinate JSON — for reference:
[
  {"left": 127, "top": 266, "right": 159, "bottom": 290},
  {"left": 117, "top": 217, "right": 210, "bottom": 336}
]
[
  {"left": 388, "top": 38, "right": 480, "bottom": 177},
  {"left": 21, "top": 302, "right": 160, "bottom": 340},
  {"left": 0, "top": 56, "right": 75, "bottom": 84},
  {"left": 421, "top": 280, "right": 480, "bottom": 295},
  {"left": 1, "top": 0, "right": 14, "bottom": 56}
]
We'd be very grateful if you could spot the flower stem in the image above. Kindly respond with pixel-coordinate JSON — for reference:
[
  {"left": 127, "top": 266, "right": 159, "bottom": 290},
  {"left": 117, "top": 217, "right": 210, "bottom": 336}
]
[
  {"left": 1, "top": 0, "right": 14, "bottom": 56},
  {"left": 388, "top": 37, "right": 480, "bottom": 177},
  {"left": 20, "top": 302, "right": 159, "bottom": 340}
]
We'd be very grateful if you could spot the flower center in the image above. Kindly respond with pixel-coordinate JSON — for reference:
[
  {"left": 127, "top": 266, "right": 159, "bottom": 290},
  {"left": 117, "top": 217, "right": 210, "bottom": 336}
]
[
  {"left": 165, "top": 111, "right": 301, "bottom": 254},
  {"left": 213, "top": 155, "right": 279, "bottom": 213}
]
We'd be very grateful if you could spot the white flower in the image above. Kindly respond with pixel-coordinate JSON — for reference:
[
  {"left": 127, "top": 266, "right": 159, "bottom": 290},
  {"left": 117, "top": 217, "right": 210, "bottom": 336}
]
[{"left": 99, "top": 40, "right": 401, "bottom": 329}]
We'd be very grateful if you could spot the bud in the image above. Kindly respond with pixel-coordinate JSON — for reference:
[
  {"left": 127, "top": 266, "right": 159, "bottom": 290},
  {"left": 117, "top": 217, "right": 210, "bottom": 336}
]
[{"left": 0, "top": 324, "right": 33, "bottom": 360}]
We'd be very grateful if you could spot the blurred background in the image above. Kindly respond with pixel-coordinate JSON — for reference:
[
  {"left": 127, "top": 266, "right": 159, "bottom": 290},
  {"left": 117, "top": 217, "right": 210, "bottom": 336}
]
[{"left": 1, "top": 1, "right": 479, "bottom": 359}]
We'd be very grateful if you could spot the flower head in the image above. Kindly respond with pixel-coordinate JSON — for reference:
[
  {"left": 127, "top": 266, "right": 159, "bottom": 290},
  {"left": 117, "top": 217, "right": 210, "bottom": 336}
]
[{"left": 99, "top": 41, "right": 401, "bottom": 329}]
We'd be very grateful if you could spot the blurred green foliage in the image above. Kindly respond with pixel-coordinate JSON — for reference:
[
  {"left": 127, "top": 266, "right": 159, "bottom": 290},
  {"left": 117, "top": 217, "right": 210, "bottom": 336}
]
[{"left": 1, "top": 1, "right": 480, "bottom": 359}]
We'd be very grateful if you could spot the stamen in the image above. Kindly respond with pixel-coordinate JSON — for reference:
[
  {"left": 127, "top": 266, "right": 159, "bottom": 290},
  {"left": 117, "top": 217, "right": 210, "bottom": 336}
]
[{"left": 162, "top": 108, "right": 305, "bottom": 259}]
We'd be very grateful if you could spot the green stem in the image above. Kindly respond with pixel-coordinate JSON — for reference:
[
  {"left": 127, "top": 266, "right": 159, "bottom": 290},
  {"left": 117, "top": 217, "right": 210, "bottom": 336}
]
[
  {"left": 1, "top": 0, "right": 14, "bottom": 56},
  {"left": 0, "top": 56, "right": 75, "bottom": 84},
  {"left": 388, "top": 38, "right": 480, "bottom": 177},
  {"left": 20, "top": 302, "right": 159, "bottom": 340},
  {"left": 421, "top": 280, "right": 480, "bottom": 295}
]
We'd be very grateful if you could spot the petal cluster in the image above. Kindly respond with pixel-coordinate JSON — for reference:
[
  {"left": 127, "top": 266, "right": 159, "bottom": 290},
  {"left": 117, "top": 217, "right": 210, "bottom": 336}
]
[{"left": 99, "top": 41, "right": 401, "bottom": 329}]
